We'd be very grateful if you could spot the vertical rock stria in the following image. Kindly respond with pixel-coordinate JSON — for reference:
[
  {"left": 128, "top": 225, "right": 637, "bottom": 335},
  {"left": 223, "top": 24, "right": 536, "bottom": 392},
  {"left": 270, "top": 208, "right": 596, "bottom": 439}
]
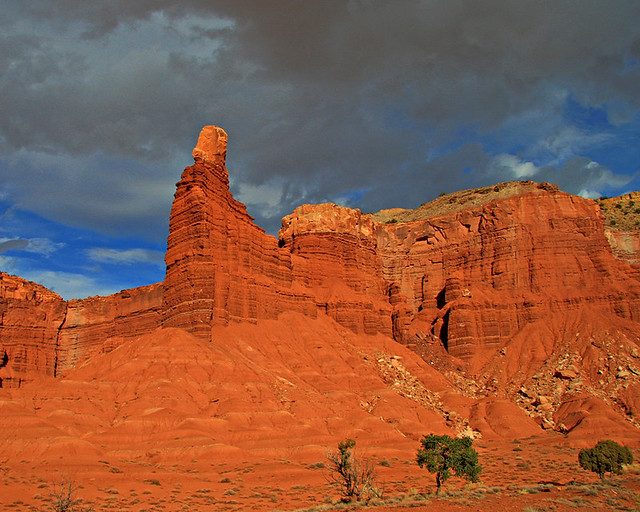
[
  {"left": 161, "top": 126, "right": 314, "bottom": 339},
  {"left": 0, "top": 273, "right": 65, "bottom": 387},
  {"left": 161, "top": 126, "right": 394, "bottom": 340}
]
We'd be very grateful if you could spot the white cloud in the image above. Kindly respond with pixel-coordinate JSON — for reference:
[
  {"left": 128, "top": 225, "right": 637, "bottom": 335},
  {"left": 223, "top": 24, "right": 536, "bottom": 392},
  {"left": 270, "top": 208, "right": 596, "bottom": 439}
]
[
  {"left": 0, "top": 254, "right": 18, "bottom": 273},
  {"left": 0, "top": 237, "right": 64, "bottom": 256},
  {"left": 236, "top": 180, "right": 286, "bottom": 218},
  {"left": 25, "top": 237, "right": 65, "bottom": 256},
  {"left": 21, "top": 270, "right": 119, "bottom": 300},
  {"left": 86, "top": 247, "right": 165, "bottom": 267},
  {"left": 578, "top": 189, "right": 601, "bottom": 199},
  {"left": 537, "top": 126, "right": 613, "bottom": 163},
  {"left": 491, "top": 154, "right": 539, "bottom": 179}
]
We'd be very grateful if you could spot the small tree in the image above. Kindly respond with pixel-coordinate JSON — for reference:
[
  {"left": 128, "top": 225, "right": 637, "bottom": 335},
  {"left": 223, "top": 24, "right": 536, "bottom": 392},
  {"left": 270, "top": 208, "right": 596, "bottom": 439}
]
[
  {"left": 578, "top": 440, "right": 634, "bottom": 480},
  {"left": 46, "top": 477, "right": 94, "bottom": 512},
  {"left": 326, "top": 439, "right": 378, "bottom": 502},
  {"left": 416, "top": 434, "right": 481, "bottom": 494}
]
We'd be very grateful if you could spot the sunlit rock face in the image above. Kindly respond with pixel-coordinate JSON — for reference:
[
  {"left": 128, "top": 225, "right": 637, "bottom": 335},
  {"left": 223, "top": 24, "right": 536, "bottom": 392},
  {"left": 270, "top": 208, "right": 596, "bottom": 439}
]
[
  {"left": 161, "top": 126, "right": 392, "bottom": 340},
  {"left": 0, "top": 273, "right": 65, "bottom": 387},
  {"left": 375, "top": 184, "right": 640, "bottom": 359},
  {"left": 1, "top": 125, "right": 640, "bottom": 456}
]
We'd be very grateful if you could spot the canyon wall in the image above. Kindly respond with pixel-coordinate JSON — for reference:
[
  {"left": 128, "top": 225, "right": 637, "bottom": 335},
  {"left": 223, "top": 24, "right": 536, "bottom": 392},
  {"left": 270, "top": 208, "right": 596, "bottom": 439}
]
[
  {"left": 2, "top": 125, "right": 640, "bottom": 391},
  {"left": 0, "top": 275, "right": 162, "bottom": 386},
  {"left": 161, "top": 126, "right": 393, "bottom": 340},
  {"left": 371, "top": 183, "right": 640, "bottom": 359},
  {"left": 56, "top": 283, "right": 163, "bottom": 371},
  {"left": 0, "top": 273, "right": 65, "bottom": 387}
]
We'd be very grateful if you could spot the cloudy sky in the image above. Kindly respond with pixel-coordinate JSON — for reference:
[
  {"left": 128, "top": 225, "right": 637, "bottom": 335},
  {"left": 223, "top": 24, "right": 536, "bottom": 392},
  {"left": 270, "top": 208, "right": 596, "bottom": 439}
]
[{"left": 1, "top": 1, "right": 640, "bottom": 299}]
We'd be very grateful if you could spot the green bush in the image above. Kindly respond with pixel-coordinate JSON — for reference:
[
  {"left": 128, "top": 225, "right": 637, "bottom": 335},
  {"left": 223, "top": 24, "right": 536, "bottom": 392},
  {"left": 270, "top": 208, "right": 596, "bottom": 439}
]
[
  {"left": 578, "top": 440, "right": 633, "bottom": 480},
  {"left": 416, "top": 434, "right": 481, "bottom": 494}
]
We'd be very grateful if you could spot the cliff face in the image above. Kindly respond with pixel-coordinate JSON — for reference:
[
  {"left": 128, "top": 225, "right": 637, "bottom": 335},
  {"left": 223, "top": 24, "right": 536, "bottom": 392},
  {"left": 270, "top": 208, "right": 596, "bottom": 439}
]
[
  {"left": 0, "top": 275, "right": 162, "bottom": 386},
  {"left": 162, "top": 127, "right": 392, "bottom": 339},
  {"left": 56, "top": 283, "right": 163, "bottom": 371},
  {"left": 0, "top": 273, "right": 65, "bottom": 387},
  {"left": 161, "top": 127, "right": 313, "bottom": 337},
  {"left": 375, "top": 185, "right": 640, "bottom": 359},
  {"left": 1, "top": 125, "right": 639, "bottom": 444}
]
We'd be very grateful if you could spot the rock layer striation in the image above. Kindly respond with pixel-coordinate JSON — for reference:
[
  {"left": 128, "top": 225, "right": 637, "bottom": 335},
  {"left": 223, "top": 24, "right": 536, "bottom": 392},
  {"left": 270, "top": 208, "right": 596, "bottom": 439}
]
[{"left": 1, "top": 125, "right": 639, "bottom": 444}]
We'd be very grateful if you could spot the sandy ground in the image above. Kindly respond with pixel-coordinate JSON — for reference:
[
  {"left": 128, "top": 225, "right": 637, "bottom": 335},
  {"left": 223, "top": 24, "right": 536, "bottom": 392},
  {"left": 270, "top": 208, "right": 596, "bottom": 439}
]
[{"left": 2, "top": 437, "right": 638, "bottom": 511}]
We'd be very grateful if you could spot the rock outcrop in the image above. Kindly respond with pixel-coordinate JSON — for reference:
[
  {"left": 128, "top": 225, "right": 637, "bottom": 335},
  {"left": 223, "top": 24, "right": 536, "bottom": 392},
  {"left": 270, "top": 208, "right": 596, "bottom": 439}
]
[
  {"left": 0, "top": 274, "right": 162, "bottom": 386},
  {"left": 1, "top": 125, "right": 639, "bottom": 445},
  {"left": 0, "top": 273, "right": 65, "bottom": 387},
  {"left": 162, "top": 127, "right": 392, "bottom": 339},
  {"left": 56, "top": 283, "right": 163, "bottom": 371},
  {"left": 161, "top": 126, "right": 313, "bottom": 337},
  {"left": 375, "top": 184, "right": 640, "bottom": 359}
]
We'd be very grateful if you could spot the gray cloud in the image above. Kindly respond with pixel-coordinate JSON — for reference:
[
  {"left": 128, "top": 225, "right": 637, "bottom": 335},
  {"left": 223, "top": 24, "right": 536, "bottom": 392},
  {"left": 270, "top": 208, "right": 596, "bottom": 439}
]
[
  {"left": 1, "top": 0, "right": 639, "bottom": 241},
  {"left": 0, "top": 239, "right": 28, "bottom": 253}
]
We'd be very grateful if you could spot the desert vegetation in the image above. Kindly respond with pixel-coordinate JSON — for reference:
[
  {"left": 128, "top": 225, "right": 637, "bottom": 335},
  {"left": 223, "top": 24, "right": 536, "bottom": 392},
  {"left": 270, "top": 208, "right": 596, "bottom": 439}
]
[
  {"left": 578, "top": 440, "right": 634, "bottom": 480},
  {"left": 415, "top": 434, "right": 481, "bottom": 495},
  {"left": 325, "top": 439, "right": 380, "bottom": 503},
  {"left": 45, "top": 478, "right": 93, "bottom": 512},
  {"left": 598, "top": 193, "right": 640, "bottom": 230},
  {"left": 4, "top": 436, "right": 636, "bottom": 511}
]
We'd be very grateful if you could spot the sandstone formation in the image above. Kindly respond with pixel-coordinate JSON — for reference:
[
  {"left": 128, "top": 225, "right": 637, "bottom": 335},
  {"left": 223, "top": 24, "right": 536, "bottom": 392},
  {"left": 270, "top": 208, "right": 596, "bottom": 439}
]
[
  {"left": 0, "top": 276, "right": 162, "bottom": 386},
  {"left": 56, "top": 283, "right": 163, "bottom": 371},
  {"left": 0, "top": 273, "right": 65, "bottom": 387},
  {"left": 1, "top": 125, "right": 639, "bottom": 510},
  {"left": 1, "top": 125, "right": 639, "bottom": 438},
  {"left": 162, "top": 126, "right": 392, "bottom": 339}
]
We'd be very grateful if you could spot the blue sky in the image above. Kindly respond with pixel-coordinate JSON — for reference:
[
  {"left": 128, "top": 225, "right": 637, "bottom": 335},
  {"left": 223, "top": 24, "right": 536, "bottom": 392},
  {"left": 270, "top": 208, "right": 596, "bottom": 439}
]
[{"left": 1, "top": 1, "right": 640, "bottom": 299}]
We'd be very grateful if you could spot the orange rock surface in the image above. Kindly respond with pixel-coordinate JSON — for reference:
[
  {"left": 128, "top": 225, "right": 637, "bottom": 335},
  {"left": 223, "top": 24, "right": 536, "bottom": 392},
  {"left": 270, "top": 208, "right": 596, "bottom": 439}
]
[
  {"left": 1, "top": 126, "right": 639, "bottom": 511},
  {"left": 0, "top": 273, "right": 65, "bottom": 387}
]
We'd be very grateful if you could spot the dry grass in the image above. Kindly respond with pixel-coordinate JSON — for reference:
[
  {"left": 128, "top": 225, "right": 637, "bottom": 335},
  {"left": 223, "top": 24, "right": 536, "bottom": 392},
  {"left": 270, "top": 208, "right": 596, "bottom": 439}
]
[{"left": 599, "top": 193, "right": 640, "bottom": 230}]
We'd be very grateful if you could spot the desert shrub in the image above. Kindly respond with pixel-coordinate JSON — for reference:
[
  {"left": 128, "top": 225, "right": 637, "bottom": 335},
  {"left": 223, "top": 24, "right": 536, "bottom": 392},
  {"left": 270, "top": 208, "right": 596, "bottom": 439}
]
[
  {"left": 46, "top": 478, "right": 93, "bottom": 512},
  {"left": 326, "top": 439, "right": 379, "bottom": 502},
  {"left": 416, "top": 434, "right": 481, "bottom": 494},
  {"left": 578, "top": 440, "right": 633, "bottom": 480}
]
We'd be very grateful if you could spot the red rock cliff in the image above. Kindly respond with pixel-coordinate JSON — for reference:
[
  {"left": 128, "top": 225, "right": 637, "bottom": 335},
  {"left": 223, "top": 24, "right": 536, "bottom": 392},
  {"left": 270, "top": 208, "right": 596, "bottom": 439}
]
[
  {"left": 2, "top": 125, "right": 640, "bottom": 416},
  {"left": 56, "top": 283, "right": 163, "bottom": 371},
  {"left": 372, "top": 183, "right": 640, "bottom": 360},
  {"left": 0, "top": 275, "right": 163, "bottom": 386},
  {"left": 161, "top": 127, "right": 393, "bottom": 339},
  {"left": 161, "top": 126, "right": 316, "bottom": 338},
  {"left": 0, "top": 273, "right": 65, "bottom": 387}
]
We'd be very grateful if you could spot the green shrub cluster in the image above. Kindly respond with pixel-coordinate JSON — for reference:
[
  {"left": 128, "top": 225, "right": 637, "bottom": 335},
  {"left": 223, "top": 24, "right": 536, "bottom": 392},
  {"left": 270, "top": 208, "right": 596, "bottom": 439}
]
[
  {"left": 416, "top": 434, "right": 481, "bottom": 494},
  {"left": 578, "top": 440, "right": 633, "bottom": 480}
]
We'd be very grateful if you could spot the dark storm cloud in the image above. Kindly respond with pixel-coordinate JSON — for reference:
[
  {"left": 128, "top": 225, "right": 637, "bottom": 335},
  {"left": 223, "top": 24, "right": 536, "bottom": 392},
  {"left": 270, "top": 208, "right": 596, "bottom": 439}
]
[{"left": 2, "top": 1, "right": 640, "bottom": 239}]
